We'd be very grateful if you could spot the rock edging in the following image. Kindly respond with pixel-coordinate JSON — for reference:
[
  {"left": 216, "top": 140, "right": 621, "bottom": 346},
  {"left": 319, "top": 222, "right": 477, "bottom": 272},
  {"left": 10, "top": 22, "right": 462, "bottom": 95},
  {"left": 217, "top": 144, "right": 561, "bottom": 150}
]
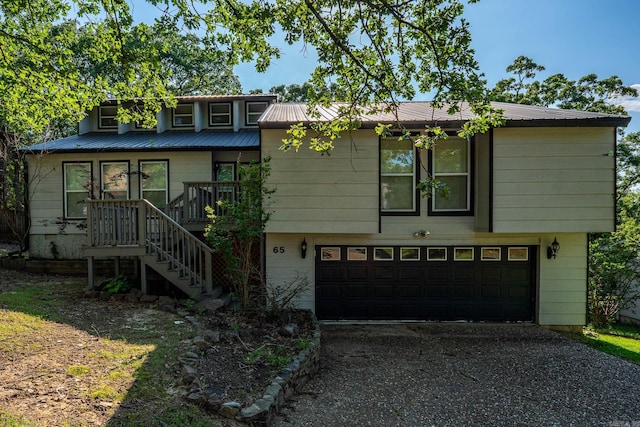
[{"left": 237, "top": 316, "right": 321, "bottom": 425}]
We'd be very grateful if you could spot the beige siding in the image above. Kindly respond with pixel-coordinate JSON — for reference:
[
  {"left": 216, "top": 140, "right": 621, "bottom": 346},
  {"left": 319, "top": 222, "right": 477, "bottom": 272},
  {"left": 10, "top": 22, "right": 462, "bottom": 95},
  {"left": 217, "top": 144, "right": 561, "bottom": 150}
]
[
  {"left": 262, "top": 129, "right": 379, "bottom": 234},
  {"left": 538, "top": 233, "right": 587, "bottom": 325},
  {"left": 266, "top": 232, "right": 588, "bottom": 326},
  {"left": 26, "top": 150, "right": 254, "bottom": 258},
  {"left": 493, "top": 127, "right": 615, "bottom": 233}
]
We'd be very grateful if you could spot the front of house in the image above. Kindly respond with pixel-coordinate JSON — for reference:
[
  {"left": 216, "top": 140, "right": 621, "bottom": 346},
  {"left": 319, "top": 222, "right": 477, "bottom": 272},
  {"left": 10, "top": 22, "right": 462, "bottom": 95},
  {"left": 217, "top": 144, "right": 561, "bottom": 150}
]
[
  {"left": 23, "top": 97, "right": 630, "bottom": 326},
  {"left": 259, "top": 102, "right": 630, "bottom": 326}
]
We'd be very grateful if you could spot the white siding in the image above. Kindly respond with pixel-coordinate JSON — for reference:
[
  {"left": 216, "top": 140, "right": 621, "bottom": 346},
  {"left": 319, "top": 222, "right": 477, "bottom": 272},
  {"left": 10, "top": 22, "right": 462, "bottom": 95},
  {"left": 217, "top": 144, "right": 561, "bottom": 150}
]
[
  {"left": 262, "top": 129, "right": 379, "bottom": 234},
  {"left": 26, "top": 150, "right": 257, "bottom": 259},
  {"left": 493, "top": 127, "right": 615, "bottom": 233},
  {"left": 538, "top": 233, "right": 588, "bottom": 326}
]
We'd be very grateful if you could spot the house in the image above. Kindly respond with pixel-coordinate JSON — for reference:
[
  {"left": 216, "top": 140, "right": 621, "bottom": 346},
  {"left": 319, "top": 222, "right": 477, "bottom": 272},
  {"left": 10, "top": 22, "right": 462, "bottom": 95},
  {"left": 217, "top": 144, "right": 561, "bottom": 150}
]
[
  {"left": 258, "top": 102, "right": 630, "bottom": 326},
  {"left": 22, "top": 96, "right": 630, "bottom": 327},
  {"left": 23, "top": 94, "right": 277, "bottom": 297}
]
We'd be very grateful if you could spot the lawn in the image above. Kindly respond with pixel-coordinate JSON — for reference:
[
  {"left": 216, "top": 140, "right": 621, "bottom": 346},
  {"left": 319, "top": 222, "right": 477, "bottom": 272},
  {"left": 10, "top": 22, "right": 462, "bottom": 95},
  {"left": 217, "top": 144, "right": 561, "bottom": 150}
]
[
  {"left": 0, "top": 271, "right": 222, "bottom": 427},
  {"left": 581, "top": 323, "right": 640, "bottom": 364}
]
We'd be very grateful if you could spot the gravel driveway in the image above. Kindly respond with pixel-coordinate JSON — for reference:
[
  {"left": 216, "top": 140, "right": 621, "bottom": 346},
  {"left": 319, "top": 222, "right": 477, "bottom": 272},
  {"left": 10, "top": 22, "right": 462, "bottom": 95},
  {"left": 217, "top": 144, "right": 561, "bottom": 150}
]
[{"left": 274, "top": 323, "right": 640, "bottom": 427}]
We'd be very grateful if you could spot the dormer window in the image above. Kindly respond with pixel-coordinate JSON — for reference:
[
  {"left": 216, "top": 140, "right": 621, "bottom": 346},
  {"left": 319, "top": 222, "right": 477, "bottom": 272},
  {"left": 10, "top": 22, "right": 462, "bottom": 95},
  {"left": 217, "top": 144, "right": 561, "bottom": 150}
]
[
  {"left": 99, "top": 106, "right": 118, "bottom": 129},
  {"left": 172, "top": 103, "right": 194, "bottom": 127},
  {"left": 209, "top": 102, "right": 232, "bottom": 127},
  {"left": 246, "top": 101, "right": 268, "bottom": 126}
]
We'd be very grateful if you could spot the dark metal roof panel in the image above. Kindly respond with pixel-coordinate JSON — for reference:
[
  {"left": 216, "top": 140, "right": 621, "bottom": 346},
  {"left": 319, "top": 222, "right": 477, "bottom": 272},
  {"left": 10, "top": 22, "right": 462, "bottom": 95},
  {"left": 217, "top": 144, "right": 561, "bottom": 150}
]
[
  {"left": 22, "top": 130, "right": 260, "bottom": 152},
  {"left": 259, "top": 101, "right": 631, "bottom": 128}
]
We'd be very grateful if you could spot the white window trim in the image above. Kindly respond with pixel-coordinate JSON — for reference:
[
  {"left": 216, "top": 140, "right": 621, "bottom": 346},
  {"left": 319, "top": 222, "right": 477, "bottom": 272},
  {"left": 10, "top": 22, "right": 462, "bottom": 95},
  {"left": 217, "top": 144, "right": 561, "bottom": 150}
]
[
  {"left": 99, "top": 106, "right": 118, "bottom": 129},
  {"left": 140, "top": 160, "right": 169, "bottom": 205},
  {"left": 209, "top": 102, "right": 232, "bottom": 127},
  {"left": 380, "top": 138, "right": 416, "bottom": 213},
  {"left": 63, "top": 162, "right": 92, "bottom": 219},
  {"left": 100, "top": 161, "right": 130, "bottom": 200},
  {"left": 245, "top": 101, "right": 268, "bottom": 126},
  {"left": 431, "top": 138, "right": 471, "bottom": 213},
  {"left": 172, "top": 103, "right": 194, "bottom": 128}
]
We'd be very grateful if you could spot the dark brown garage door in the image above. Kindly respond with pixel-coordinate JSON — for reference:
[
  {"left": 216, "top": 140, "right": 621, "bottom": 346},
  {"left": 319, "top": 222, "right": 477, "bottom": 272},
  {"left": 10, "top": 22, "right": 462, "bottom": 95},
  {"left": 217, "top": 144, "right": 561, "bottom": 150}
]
[{"left": 315, "top": 245, "right": 536, "bottom": 321}]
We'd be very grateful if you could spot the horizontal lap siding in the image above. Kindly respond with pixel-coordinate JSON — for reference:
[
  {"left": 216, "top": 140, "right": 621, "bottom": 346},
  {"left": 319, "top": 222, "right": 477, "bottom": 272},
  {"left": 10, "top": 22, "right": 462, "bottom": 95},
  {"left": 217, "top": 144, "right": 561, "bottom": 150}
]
[
  {"left": 538, "top": 233, "right": 587, "bottom": 325},
  {"left": 27, "top": 151, "right": 217, "bottom": 258},
  {"left": 493, "top": 127, "right": 615, "bottom": 233},
  {"left": 263, "top": 129, "right": 379, "bottom": 234}
]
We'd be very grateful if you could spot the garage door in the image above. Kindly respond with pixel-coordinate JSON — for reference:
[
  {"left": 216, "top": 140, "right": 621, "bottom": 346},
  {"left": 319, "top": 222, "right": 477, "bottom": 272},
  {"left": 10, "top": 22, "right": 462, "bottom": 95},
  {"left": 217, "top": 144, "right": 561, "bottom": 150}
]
[{"left": 315, "top": 245, "right": 535, "bottom": 321}]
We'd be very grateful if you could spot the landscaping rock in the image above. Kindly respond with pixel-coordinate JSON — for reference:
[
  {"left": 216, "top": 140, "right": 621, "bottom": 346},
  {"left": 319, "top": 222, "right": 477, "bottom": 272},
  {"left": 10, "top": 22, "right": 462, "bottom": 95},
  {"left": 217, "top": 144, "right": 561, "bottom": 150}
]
[
  {"left": 157, "top": 296, "right": 175, "bottom": 312},
  {"left": 219, "top": 401, "right": 241, "bottom": 419},
  {"left": 194, "top": 298, "right": 225, "bottom": 314},
  {"left": 139, "top": 294, "right": 158, "bottom": 304}
]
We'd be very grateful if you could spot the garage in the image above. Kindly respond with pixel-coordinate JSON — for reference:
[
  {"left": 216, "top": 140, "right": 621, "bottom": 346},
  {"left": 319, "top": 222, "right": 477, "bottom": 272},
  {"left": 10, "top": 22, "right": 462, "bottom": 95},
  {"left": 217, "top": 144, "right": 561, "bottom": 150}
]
[{"left": 315, "top": 245, "right": 536, "bottom": 321}]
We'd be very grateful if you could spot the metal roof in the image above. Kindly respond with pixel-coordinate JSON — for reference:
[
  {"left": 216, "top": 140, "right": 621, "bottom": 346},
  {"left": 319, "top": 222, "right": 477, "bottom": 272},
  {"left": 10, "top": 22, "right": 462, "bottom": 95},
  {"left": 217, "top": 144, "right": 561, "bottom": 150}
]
[
  {"left": 258, "top": 101, "right": 632, "bottom": 128},
  {"left": 22, "top": 130, "right": 259, "bottom": 153}
]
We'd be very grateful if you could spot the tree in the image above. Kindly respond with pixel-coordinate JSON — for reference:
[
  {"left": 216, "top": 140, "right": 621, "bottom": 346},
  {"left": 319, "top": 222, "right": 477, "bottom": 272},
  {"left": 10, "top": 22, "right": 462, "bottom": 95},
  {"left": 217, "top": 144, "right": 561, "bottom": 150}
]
[
  {"left": 159, "top": 0, "right": 504, "bottom": 151},
  {"left": 204, "top": 159, "right": 275, "bottom": 310},
  {"left": 269, "top": 82, "right": 346, "bottom": 102},
  {"left": 489, "top": 55, "right": 637, "bottom": 115}
]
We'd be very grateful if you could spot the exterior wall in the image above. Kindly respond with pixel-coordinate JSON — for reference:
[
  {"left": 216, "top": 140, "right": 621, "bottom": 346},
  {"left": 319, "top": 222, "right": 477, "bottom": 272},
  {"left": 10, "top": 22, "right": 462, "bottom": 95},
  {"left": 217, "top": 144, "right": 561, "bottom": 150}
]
[
  {"left": 537, "top": 233, "right": 588, "bottom": 325},
  {"left": 27, "top": 150, "right": 258, "bottom": 259},
  {"left": 262, "top": 129, "right": 379, "bottom": 234},
  {"left": 266, "top": 231, "right": 587, "bottom": 325},
  {"left": 260, "top": 127, "right": 602, "bottom": 326},
  {"left": 492, "top": 127, "right": 615, "bottom": 233}
]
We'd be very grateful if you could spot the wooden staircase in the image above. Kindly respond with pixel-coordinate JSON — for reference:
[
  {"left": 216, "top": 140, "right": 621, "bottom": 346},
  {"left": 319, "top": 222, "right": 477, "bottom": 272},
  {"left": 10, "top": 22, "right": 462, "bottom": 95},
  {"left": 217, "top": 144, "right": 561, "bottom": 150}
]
[{"left": 85, "top": 198, "right": 216, "bottom": 299}]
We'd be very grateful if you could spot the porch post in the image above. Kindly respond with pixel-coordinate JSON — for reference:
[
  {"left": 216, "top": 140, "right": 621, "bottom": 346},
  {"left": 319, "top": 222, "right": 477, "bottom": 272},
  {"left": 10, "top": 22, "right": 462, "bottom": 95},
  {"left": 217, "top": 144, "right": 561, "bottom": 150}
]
[
  {"left": 87, "top": 256, "right": 95, "bottom": 290},
  {"left": 205, "top": 252, "right": 213, "bottom": 295}
]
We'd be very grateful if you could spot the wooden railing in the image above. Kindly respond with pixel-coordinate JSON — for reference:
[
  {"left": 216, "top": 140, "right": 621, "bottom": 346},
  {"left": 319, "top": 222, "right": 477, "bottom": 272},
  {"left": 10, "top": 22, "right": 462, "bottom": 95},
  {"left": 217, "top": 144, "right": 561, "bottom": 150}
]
[
  {"left": 87, "top": 199, "right": 214, "bottom": 294},
  {"left": 168, "top": 181, "right": 242, "bottom": 225}
]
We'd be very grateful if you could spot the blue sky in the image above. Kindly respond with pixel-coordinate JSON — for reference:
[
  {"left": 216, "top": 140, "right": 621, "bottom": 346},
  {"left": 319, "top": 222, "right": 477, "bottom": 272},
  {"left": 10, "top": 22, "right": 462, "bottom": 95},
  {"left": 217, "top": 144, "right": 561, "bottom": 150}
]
[
  {"left": 138, "top": 0, "right": 640, "bottom": 133},
  {"left": 234, "top": 0, "right": 640, "bottom": 133}
]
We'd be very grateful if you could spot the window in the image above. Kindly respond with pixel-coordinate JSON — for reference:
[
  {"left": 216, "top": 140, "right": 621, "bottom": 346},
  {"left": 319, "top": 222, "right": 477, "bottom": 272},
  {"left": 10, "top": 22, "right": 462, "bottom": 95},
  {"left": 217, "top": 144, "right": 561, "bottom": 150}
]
[
  {"left": 172, "top": 103, "right": 194, "bottom": 127},
  {"left": 380, "top": 137, "right": 416, "bottom": 212},
  {"left": 209, "top": 103, "right": 232, "bottom": 126},
  {"left": 401, "top": 248, "right": 420, "bottom": 261},
  {"left": 427, "top": 247, "right": 447, "bottom": 261},
  {"left": 140, "top": 161, "right": 168, "bottom": 207},
  {"left": 347, "top": 247, "right": 367, "bottom": 261},
  {"left": 245, "top": 101, "right": 268, "bottom": 125},
  {"left": 431, "top": 137, "right": 471, "bottom": 213},
  {"left": 64, "top": 162, "right": 92, "bottom": 218},
  {"left": 101, "top": 162, "right": 129, "bottom": 200},
  {"left": 99, "top": 106, "right": 118, "bottom": 129}
]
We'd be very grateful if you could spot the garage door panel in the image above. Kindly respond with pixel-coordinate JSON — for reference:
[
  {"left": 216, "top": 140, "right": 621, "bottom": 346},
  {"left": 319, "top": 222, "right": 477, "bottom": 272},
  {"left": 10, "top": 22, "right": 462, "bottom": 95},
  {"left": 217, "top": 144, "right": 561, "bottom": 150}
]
[
  {"left": 425, "top": 285, "right": 448, "bottom": 298},
  {"left": 371, "top": 284, "right": 394, "bottom": 298},
  {"left": 480, "top": 266, "right": 502, "bottom": 281},
  {"left": 426, "top": 267, "right": 448, "bottom": 281},
  {"left": 399, "top": 266, "right": 422, "bottom": 280},
  {"left": 317, "top": 265, "right": 341, "bottom": 281},
  {"left": 316, "top": 245, "right": 535, "bottom": 321},
  {"left": 453, "top": 266, "right": 475, "bottom": 280},
  {"left": 345, "top": 265, "right": 368, "bottom": 280},
  {"left": 398, "top": 283, "right": 421, "bottom": 297},
  {"left": 345, "top": 283, "right": 368, "bottom": 297},
  {"left": 481, "top": 285, "right": 502, "bottom": 298},
  {"left": 372, "top": 265, "right": 395, "bottom": 280},
  {"left": 317, "top": 283, "right": 342, "bottom": 298},
  {"left": 453, "top": 285, "right": 475, "bottom": 298}
]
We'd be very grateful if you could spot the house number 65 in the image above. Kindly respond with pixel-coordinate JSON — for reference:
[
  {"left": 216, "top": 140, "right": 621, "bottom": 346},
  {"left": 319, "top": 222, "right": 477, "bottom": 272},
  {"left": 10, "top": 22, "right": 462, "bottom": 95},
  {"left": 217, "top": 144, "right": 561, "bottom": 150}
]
[{"left": 272, "top": 246, "right": 285, "bottom": 254}]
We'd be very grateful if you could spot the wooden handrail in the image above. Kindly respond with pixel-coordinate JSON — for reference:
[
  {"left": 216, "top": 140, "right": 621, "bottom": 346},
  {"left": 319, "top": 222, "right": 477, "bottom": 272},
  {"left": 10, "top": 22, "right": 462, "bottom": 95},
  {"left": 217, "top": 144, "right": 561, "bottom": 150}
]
[
  {"left": 87, "top": 199, "right": 214, "bottom": 294},
  {"left": 168, "top": 181, "right": 243, "bottom": 224}
]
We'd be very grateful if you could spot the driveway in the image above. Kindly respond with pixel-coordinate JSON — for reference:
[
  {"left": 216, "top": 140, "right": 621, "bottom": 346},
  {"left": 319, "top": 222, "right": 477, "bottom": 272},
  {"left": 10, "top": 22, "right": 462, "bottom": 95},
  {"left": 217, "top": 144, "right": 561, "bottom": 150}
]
[{"left": 274, "top": 323, "right": 640, "bottom": 426}]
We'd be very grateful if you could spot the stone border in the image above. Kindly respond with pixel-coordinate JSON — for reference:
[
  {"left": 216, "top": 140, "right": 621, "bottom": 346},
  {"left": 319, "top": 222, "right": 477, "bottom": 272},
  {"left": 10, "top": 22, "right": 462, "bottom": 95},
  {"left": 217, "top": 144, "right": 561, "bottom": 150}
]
[{"left": 236, "top": 315, "right": 321, "bottom": 425}]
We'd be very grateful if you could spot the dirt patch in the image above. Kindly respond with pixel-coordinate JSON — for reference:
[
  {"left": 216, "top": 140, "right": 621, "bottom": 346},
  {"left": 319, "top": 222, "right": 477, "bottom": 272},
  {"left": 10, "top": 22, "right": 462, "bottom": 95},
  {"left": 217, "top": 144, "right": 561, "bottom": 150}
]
[{"left": 0, "top": 269, "right": 314, "bottom": 426}]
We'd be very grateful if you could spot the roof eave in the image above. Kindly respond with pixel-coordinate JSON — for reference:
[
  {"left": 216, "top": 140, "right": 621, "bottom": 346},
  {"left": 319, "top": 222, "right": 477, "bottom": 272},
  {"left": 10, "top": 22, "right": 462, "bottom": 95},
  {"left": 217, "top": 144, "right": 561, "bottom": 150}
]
[{"left": 259, "top": 117, "right": 632, "bottom": 130}]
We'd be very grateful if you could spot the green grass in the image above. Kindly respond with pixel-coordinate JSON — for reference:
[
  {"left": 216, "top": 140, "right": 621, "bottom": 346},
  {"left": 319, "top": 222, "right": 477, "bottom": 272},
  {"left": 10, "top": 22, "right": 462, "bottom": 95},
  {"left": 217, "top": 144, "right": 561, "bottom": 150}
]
[
  {"left": 0, "top": 410, "right": 40, "bottom": 427},
  {"left": 0, "top": 278, "right": 225, "bottom": 427},
  {"left": 581, "top": 323, "right": 640, "bottom": 364}
]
